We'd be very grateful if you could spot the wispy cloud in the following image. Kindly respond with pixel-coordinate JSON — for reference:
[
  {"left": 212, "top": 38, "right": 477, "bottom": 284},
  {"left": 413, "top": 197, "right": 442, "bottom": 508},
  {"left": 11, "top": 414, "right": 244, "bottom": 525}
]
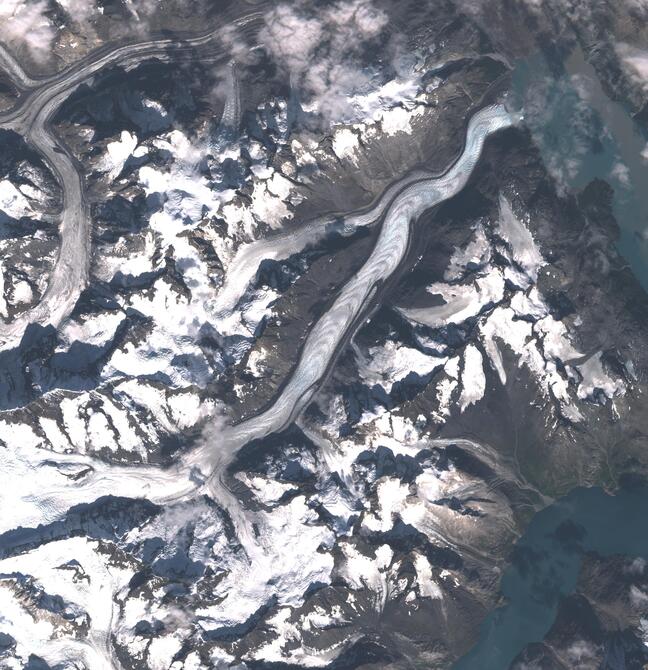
[
  {"left": 260, "top": 0, "right": 390, "bottom": 125},
  {"left": 123, "top": 0, "right": 163, "bottom": 25},
  {"left": 0, "top": 0, "right": 105, "bottom": 63},
  {"left": 616, "top": 42, "right": 648, "bottom": 92},
  {"left": 624, "top": 0, "right": 648, "bottom": 16},
  {"left": 0, "top": 0, "right": 56, "bottom": 63},
  {"left": 57, "top": 0, "right": 102, "bottom": 24}
]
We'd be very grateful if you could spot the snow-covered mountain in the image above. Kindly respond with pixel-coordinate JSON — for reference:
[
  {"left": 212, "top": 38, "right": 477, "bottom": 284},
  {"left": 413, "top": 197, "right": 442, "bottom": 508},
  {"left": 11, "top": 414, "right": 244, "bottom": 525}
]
[{"left": 1, "top": 1, "right": 648, "bottom": 669}]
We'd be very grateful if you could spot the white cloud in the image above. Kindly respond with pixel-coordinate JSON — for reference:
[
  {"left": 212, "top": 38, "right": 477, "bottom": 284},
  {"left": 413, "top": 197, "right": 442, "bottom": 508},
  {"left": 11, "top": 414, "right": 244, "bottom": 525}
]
[
  {"left": 611, "top": 161, "right": 631, "bottom": 187},
  {"left": 56, "top": 0, "right": 101, "bottom": 25},
  {"left": 260, "top": 0, "right": 390, "bottom": 126},
  {"left": 123, "top": 0, "right": 163, "bottom": 22},
  {"left": 641, "top": 143, "right": 648, "bottom": 162},
  {"left": 617, "top": 42, "right": 648, "bottom": 91},
  {"left": 261, "top": 4, "right": 324, "bottom": 75},
  {"left": 0, "top": 0, "right": 56, "bottom": 62},
  {"left": 0, "top": 0, "right": 106, "bottom": 62},
  {"left": 625, "top": 0, "right": 648, "bottom": 16}
]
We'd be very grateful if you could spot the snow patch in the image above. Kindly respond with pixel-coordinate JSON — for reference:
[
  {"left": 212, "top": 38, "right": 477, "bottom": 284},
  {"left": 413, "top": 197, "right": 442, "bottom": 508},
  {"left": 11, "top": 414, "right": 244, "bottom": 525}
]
[
  {"left": 0, "top": 179, "right": 38, "bottom": 220},
  {"left": 445, "top": 224, "right": 491, "bottom": 281},
  {"left": 459, "top": 344, "right": 486, "bottom": 411},
  {"left": 357, "top": 340, "right": 445, "bottom": 393},
  {"left": 332, "top": 128, "right": 359, "bottom": 160},
  {"left": 577, "top": 352, "right": 626, "bottom": 401},
  {"left": 498, "top": 195, "right": 544, "bottom": 282}
]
